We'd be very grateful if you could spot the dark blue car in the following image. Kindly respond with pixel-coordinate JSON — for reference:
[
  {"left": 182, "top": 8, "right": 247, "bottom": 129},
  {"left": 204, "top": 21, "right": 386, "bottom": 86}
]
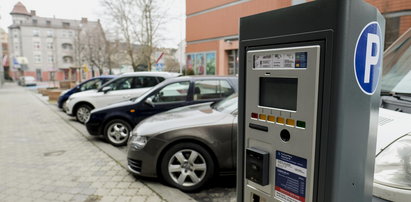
[
  {"left": 58, "top": 76, "right": 116, "bottom": 109},
  {"left": 86, "top": 76, "right": 238, "bottom": 146}
]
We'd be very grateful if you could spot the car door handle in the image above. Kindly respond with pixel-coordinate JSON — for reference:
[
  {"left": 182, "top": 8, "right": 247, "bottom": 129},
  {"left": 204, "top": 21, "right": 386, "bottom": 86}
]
[{"left": 123, "top": 95, "right": 131, "bottom": 99}]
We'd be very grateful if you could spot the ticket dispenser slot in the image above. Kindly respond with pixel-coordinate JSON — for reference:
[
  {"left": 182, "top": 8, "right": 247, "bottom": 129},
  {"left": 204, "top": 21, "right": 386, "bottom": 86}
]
[{"left": 244, "top": 45, "right": 321, "bottom": 202}]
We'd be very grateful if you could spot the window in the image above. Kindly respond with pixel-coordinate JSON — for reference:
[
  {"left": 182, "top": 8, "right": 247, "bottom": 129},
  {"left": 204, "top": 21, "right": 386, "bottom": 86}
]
[
  {"left": 33, "top": 42, "right": 41, "bottom": 50},
  {"left": 292, "top": 0, "right": 306, "bottom": 5},
  {"left": 34, "top": 55, "right": 41, "bottom": 63},
  {"left": 385, "top": 17, "right": 400, "bottom": 49},
  {"left": 80, "top": 79, "right": 103, "bottom": 91},
  {"left": 157, "top": 77, "right": 165, "bottom": 82},
  {"left": 106, "top": 77, "right": 138, "bottom": 91},
  {"left": 68, "top": 31, "right": 74, "bottom": 37},
  {"left": 46, "top": 30, "right": 53, "bottom": 37},
  {"left": 62, "top": 43, "right": 73, "bottom": 50},
  {"left": 32, "top": 30, "right": 40, "bottom": 37},
  {"left": 149, "top": 81, "right": 190, "bottom": 103},
  {"left": 47, "top": 42, "right": 53, "bottom": 49},
  {"left": 62, "top": 22, "right": 70, "bottom": 27},
  {"left": 32, "top": 19, "right": 38, "bottom": 25},
  {"left": 134, "top": 76, "right": 160, "bottom": 88},
  {"left": 46, "top": 20, "right": 51, "bottom": 25},
  {"left": 47, "top": 55, "right": 54, "bottom": 63},
  {"left": 228, "top": 50, "right": 239, "bottom": 75},
  {"left": 186, "top": 52, "right": 216, "bottom": 75},
  {"left": 63, "top": 56, "right": 73, "bottom": 63},
  {"left": 193, "top": 80, "right": 234, "bottom": 100}
]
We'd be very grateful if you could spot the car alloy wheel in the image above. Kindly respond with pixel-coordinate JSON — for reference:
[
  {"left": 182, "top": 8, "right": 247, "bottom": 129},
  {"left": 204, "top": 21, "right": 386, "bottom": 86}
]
[
  {"left": 104, "top": 119, "right": 131, "bottom": 146},
  {"left": 161, "top": 143, "right": 214, "bottom": 192},
  {"left": 76, "top": 104, "right": 93, "bottom": 124}
]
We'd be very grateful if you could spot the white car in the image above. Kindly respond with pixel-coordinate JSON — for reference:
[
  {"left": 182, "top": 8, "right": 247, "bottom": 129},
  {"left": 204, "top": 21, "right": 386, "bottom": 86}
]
[
  {"left": 65, "top": 72, "right": 179, "bottom": 123},
  {"left": 373, "top": 28, "right": 411, "bottom": 202},
  {"left": 374, "top": 108, "right": 411, "bottom": 202},
  {"left": 18, "top": 76, "right": 37, "bottom": 86}
]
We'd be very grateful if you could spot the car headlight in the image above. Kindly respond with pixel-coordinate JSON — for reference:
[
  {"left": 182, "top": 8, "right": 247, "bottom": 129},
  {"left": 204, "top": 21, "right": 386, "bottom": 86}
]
[
  {"left": 374, "top": 134, "right": 411, "bottom": 190},
  {"left": 129, "top": 134, "right": 148, "bottom": 150}
]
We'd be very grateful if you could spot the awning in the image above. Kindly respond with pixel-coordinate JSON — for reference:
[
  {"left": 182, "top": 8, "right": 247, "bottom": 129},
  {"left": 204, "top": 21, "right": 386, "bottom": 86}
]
[
  {"left": 13, "top": 56, "right": 29, "bottom": 70},
  {"left": 15, "top": 57, "right": 28, "bottom": 65}
]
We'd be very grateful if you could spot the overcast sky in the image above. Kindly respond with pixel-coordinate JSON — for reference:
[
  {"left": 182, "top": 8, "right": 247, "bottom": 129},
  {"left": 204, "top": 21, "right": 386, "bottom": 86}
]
[{"left": 0, "top": 0, "right": 186, "bottom": 48}]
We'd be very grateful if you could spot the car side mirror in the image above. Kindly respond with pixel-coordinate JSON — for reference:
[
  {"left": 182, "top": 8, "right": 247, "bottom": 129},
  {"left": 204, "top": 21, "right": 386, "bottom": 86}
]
[
  {"left": 102, "top": 86, "right": 111, "bottom": 94},
  {"left": 145, "top": 97, "right": 155, "bottom": 107}
]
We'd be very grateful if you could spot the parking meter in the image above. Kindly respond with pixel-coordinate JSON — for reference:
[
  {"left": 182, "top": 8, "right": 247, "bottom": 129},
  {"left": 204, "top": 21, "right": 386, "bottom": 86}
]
[{"left": 237, "top": 0, "right": 385, "bottom": 202}]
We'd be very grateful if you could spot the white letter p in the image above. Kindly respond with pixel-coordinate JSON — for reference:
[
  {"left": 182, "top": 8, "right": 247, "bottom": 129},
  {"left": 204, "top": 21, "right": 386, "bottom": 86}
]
[{"left": 364, "top": 33, "right": 380, "bottom": 83}]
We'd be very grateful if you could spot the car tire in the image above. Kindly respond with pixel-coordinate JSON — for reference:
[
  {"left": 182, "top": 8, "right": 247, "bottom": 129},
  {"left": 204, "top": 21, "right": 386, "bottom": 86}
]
[
  {"left": 75, "top": 104, "right": 93, "bottom": 124},
  {"left": 160, "top": 143, "right": 215, "bottom": 192},
  {"left": 103, "top": 119, "right": 131, "bottom": 147}
]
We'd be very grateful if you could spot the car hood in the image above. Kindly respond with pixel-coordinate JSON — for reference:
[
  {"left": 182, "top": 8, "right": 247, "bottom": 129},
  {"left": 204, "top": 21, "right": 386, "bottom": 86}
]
[
  {"left": 376, "top": 108, "right": 411, "bottom": 155},
  {"left": 135, "top": 102, "right": 235, "bottom": 136},
  {"left": 69, "top": 89, "right": 98, "bottom": 98},
  {"left": 60, "top": 89, "right": 71, "bottom": 96}
]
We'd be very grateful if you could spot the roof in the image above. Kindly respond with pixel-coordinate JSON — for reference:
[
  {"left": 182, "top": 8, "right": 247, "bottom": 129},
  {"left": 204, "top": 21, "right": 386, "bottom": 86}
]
[
  {"left": 10, "top": 2, "right": 30, "bottom": 16},
  {"left": 119, "top": 71, "right": 181, "bottom": 78}
]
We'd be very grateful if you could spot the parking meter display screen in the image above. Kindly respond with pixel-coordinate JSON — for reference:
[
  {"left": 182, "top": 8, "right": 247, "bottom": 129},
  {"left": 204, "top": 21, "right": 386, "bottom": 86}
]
[{"left": 259, "top": 77, "right": 298, "bottom": 111}]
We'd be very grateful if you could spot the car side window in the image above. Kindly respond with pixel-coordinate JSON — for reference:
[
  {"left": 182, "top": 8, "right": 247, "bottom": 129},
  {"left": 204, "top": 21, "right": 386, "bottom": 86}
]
[
  {"left": 106, "top": 77, "right": 132, "bottom": 91},
  {"left": 149, "top": 81, "right": 190, "bottom": 103},
  {"left": 193, "top": 80, "right": 234, "bottom": 100},
  {"left": 137, "top": 76, "right": 159, "bottom": 88},
  {"left": 80, "top": 79, "right": 103, "bottom": 91},
  {"left": 157, "top": 77, "right": 165, "bottom": 83}
]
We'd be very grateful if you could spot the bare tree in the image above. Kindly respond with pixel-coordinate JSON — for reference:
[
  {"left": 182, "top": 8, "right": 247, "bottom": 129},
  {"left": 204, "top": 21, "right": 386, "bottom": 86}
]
[
  {"left": 164, "top": 57, "right": 180, "bottom": 73},
  {"left": 83, "top": 22, "right": 107, "bottom": 76},
  {"left": 102, "top": 0, "right": 169, "bottom": 71}
]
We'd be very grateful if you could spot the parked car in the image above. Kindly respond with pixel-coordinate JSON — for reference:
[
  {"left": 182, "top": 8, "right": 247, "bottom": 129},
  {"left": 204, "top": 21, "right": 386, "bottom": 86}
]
[
  {"left": 65, "top": 72, "right": 179, "bottom": 123},
  {"left": 373, "top": 108, "right": 411, "bottom": 202},
  {"left": 58, "top": 76, "right": 116, "bottom": 110},
  {"left": 18, "top": 76, "right": 37, "bottom": 86},
  {"left": 86, "top": 76, "right": 238, "bottom": 146},
  {"left": 127, "top": 94, "right": 238, "bottom": 192},
  {"left": 373, "top": 28, "right": 411, "bottom": 202}
]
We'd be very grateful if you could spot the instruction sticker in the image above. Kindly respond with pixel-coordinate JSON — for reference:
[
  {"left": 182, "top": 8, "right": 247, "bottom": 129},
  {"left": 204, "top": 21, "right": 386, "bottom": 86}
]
[
  {"left": 275, "top": 151, "right": 307, "bottom": 202},
  {"left": 254, "top": 52, "right": 306, "bottom": 69}
]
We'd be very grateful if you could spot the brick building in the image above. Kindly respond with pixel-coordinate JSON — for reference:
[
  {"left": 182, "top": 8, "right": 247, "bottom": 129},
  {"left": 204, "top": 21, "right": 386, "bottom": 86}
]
[{"left": 185, "top": 0, "right": 411, "bottom": 76}]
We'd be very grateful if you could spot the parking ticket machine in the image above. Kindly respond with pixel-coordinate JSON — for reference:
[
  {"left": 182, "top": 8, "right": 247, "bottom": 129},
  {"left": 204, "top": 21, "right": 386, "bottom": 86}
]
[{"left": 237, "top": 0, "right": 385, "bottom": 202}]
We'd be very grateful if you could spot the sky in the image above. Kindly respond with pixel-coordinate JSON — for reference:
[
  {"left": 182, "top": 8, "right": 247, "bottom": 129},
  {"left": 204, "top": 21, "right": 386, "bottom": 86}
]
[{"left": 0, "top": 0, "right": 186, "bottom": 48}]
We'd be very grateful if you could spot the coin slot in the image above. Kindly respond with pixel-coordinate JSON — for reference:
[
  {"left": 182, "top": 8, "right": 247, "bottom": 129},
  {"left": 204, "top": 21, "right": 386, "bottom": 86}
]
[{"left": 280, "top": 129, "right": 291, "bottom": 142}]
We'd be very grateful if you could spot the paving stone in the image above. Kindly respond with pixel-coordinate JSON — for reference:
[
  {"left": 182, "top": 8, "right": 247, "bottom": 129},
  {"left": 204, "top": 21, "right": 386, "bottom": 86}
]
[{"left": 0, "top": 84, "right": 167, "bottom": 202}]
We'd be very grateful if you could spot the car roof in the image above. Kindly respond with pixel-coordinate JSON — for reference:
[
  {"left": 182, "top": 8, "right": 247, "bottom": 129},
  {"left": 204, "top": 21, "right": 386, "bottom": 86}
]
[
  {"left": 163, "top": 75, "right": 237, "bottom": 82},
  {"left": 118, "top": 71, "right": 180, "bottom": 78},
  {"left": 149, "top": 75, "right": 239, "bottom": 92},
  {"left": 96, "top": 75, "right": 116, "bottom": 79}
]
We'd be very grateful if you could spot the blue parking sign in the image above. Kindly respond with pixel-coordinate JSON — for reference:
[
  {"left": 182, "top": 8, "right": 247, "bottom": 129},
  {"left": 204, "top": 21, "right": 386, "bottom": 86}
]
[{"left": 354, "top": 22, "right": 382, "bottom": 95}]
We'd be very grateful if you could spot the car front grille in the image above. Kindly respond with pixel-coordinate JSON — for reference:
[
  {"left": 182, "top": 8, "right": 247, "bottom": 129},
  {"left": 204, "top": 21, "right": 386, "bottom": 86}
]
[{"left": 128, "top": 158, "right": 142, "bottom": 173}]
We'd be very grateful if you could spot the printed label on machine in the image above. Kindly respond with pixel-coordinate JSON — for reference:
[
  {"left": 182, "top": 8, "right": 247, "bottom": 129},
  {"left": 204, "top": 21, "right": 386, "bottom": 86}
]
[
  {"left": 275, "top": 151, "right": 307, "bottom": 202},
  {"left": 254, "top": 52, "right": 307, "bottom": 69}
]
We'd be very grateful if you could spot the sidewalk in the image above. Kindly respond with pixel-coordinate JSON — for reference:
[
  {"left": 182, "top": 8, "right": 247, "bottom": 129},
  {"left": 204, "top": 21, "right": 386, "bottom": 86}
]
[{"left": 0, "top": 83, "right": 167, "bottom": 202}]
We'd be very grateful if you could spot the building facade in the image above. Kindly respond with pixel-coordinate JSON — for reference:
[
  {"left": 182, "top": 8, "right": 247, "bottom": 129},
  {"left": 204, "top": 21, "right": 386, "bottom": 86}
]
[
  {"left": 185, "top": 0, "right": 411, "bottom": 76},
  {"left": 8, "top": 2, "right": 106, "bottom": 81}
]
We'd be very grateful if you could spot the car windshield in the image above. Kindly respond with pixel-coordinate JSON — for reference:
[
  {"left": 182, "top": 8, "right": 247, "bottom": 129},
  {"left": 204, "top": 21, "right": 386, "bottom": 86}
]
[
  {"left": 381, "top": 29, "right": 411, "bottom": 94},
  {"left": 212, "top": 94, "right": 238, "bottom": 114}
]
